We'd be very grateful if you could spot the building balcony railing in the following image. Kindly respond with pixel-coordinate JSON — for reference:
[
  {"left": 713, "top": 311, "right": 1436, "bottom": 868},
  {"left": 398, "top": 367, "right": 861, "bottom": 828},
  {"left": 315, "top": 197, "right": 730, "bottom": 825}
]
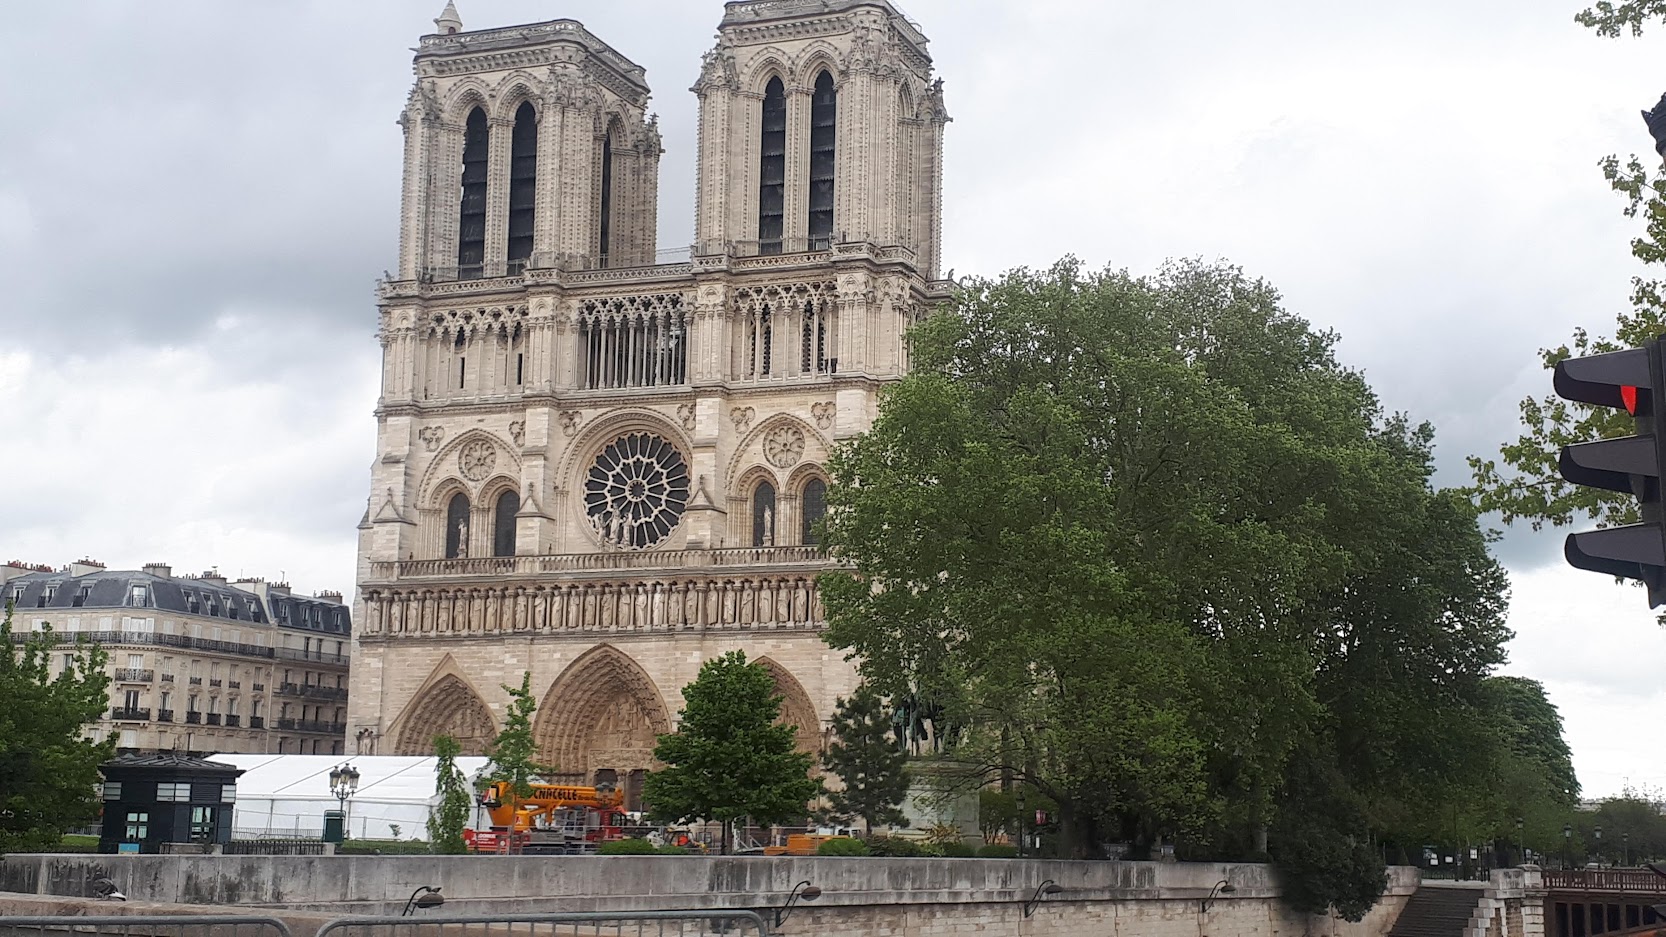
[
  {"left": 188, "top": 676, "right": 202, "bottom": 685},
  {"left": 249, "top": 716, "right": 264, "bottom": 729},
  {"left": 114, "top": 668, "right": 154, "bottom": 683},
  {"left": 160, "top": 673, "right": 175, "bottom": 683},
  {"left": 111, "top": 707, "right": 150, "bottom": 722},
  {"left": 227, "top": 680, "right": 240, "bottom": 689},
  {"left": 205, "top": 713, "right": 221, "bottom": 726},
  {"left": 369, "top": 545, "right": 830, "bottom": 583},
  {"left": 185, "top": 711, "right": 201, "bottom": 724},
  {"left": 276, "top": 718, "right": 297, "bottom": 730},
  {"left": 295, "top": 720, "right": 345, "bottom": 734},
  {"left": 277, "top": 682, "right": 348, "bottom": 701},
  {"left": 252, "top": 682, "right": 265, "bottom": 692},
  {"left": 224, "top": 714, "right": 240, "bottom": 728},
  {"left": 156, "top": 709, "right": 174, "bottom": 723},
  {"left": 209, "top": 679, "right": 222, "bottom": 688},
  {"left": 272, "top": 646, "right": 349, "bottom": 666},
  {"left": 41, "top": 630, "right": 281, "bottom": 660}
]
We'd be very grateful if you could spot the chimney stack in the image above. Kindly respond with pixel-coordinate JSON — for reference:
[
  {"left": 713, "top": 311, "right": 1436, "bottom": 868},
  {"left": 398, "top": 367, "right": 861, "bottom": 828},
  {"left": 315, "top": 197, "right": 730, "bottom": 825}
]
[{"left": 142, "top": 562, "right": 172, "bottom": 579}]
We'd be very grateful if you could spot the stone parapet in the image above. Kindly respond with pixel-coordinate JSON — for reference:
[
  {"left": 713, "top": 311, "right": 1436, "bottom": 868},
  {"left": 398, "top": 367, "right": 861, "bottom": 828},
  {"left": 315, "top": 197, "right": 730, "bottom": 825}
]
[{"left": 0, "top": 855, "right": 1419, "bottom": 937}]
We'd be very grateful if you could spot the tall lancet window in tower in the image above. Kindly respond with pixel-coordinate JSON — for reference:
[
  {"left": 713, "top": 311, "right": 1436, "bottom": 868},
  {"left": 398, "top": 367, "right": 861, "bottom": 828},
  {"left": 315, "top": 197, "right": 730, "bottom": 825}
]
[
  {"left": 457, "top": 107, "right": 489, "bottom": 279},
  {"left": 492, "top": 489, "right": 519, "bottom": 557},
  {"left": 444, "top": 492, "right": 471, "bottom": 559},
  {"left": 507, "top": 102, "right": 537, "bottom": 271},
  {"left": 758, "top": 78, "right": 786, "bottom": 255},
  {"left": 598, "top": 133, "right": 614, "bottom": 266},
  {"left": 808, "top": 70, "right": 836, "bottom": 249}
]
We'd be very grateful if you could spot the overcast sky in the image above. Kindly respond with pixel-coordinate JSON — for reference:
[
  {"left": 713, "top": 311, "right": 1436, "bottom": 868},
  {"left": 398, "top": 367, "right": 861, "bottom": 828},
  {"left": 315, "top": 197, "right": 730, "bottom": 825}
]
[{"left": 1, "top": 0, "right": 1662, "bottom": 800}]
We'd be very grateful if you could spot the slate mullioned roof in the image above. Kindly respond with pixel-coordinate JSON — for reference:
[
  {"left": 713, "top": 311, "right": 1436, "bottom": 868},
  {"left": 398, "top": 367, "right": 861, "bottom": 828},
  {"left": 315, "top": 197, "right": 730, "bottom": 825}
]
[{"left": 4, "top": 569, "right": 348, "bottom": 636}]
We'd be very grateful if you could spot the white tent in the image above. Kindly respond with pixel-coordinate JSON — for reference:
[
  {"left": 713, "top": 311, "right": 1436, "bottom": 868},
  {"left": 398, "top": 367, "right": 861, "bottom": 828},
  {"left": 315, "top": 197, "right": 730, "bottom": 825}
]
[{"left": 209, "top": 754, "right": 490, "bottom": 841}]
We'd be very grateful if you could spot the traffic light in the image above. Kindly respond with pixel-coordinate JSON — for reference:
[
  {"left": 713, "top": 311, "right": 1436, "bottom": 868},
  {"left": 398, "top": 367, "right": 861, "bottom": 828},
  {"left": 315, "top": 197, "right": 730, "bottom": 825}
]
[{"left": 1555, "top": 338, "right": 1666, "bottom": 605}]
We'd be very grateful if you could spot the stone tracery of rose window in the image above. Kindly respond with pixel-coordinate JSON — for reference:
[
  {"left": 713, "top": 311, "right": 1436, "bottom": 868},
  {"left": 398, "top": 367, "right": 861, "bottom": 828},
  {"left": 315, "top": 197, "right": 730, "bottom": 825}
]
[{"left": 584, "top": 432, "right": 691, "bottom": 549}]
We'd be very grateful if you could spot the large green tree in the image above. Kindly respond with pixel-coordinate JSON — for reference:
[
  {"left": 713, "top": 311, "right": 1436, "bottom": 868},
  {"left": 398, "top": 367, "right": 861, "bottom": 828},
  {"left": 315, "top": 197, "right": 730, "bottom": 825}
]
[
  {"left": 479, "top": 671, "right": 551, "bottom": 851},
  {"left": 643, "top": 651, "right": 820, "bottom": 854},
  {"left": 427, "top": 734, "right": 472, "bottom": 854},
  {"left": 0, "top": 607, "right": 117, "bottom": 852},
  {"left": 1470, "top": 7, "right": 1666, "bottom": 534},
  {"left": 822, "top": 685, "right": 910, "bottom": 834},
  {"left": 821, "top": 257, "right": 1512, "bottom": 917}
]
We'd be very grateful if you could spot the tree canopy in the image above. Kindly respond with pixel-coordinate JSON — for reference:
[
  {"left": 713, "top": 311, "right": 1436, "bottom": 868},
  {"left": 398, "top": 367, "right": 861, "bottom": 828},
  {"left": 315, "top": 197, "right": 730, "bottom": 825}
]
[
  {"left": 820, "top": 257, "right": 1523, "bottom": 917},
  {"left": 643, "top": 651, "right": 820, "bottom": 854},
  {"left": 427, "top": 733, "right": 472, "bottom": 854},
  {"left": 822, "top": 685, "right": 910, "bottom": 833},
  {"left": 0, "top": 606, "right": 116, "bottom": 853},
  {"left": 1470, "top": 7, "right": 1666, "bottom": 534}
]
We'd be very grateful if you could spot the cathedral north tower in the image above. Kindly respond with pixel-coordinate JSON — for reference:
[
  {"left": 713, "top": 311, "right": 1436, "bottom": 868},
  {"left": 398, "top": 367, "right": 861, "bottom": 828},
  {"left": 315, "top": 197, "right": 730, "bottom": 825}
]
[{"left": 351, "top": 0, "right": 950, "bottom": 806}]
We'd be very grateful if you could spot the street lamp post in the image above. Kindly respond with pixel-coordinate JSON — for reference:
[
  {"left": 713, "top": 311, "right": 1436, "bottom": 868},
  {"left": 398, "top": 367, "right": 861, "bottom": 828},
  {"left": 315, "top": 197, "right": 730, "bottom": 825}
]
[
  {"left": 1564, "top": 824, "right": 1572, "bottom": 870},
  {"left": 1516, "top": 817, "right": 1525, "bottom": 867},
  {"left": 1595, "top": 826, "right": 1603, "bottom": 867},
  {"left": 330, "top": 763, "right": 361, "bottom": 837},
  {"left": 1624, "top": 832, "right": 1631, "bottom": 867}
]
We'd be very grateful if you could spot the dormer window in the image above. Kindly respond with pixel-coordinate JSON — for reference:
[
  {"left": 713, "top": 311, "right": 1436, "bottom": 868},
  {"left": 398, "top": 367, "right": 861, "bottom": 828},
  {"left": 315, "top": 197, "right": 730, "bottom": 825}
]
[{"left": 128, "top": 585, "right": 149, "bottom": 608}]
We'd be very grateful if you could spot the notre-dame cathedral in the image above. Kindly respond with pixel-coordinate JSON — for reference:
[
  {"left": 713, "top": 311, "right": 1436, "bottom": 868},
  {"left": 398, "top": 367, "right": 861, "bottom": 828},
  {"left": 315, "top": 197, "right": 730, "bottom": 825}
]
[{"left": 348, "top": 0, "right": 950, "bottom": 809}]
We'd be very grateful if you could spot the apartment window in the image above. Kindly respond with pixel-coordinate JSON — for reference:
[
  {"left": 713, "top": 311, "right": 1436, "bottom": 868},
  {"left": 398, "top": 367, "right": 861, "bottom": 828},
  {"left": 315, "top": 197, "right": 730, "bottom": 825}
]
[
  {"left": 129, "top": 585, "right": 148, "bottom": 607},
  {"left": 127, "top": 653, "right": 144, "bottom": 669},
  {"left": 119, "top": 729, "right": 137, "bottom": 748},
  {"left": 251, "top": 699, "right": 262, "bottom": 718},
  {"left": 103, "top": 782, "right": 122, "bottom": 801},
  {"left": 188, "top": 696, "right": 199, "bottom": 713},
  {"left": 221, "top": 784, "right": 237, "bottom": 804},
  {"left": 189, "top": 806, "right": 216, "bottom": 842},
  {"left": 40, "top": 586, "right": 55, "bottom": 607},
  {"left": 160, "top": 691, "right": 171, "bottom": 710},
  {"left": 123, "top": 689, "right": 141, "bottom": 710},
  {"left": 156, "top": 782, "right": 191, "bottom": 803},
  {"left": 124, "top": 812, "right": 149, "bottom": 839},
  {"left": 62, "top": 654, "right": 75, "bottom": 672},
  {"left": 72, "top": 587, "right": 89, "bottom": 607},
  {"left": 227, "top": 697, "right": 238, "bottom": 716},
  {"left": 67, "top": 616, "right": 80, "bottom": 632}
]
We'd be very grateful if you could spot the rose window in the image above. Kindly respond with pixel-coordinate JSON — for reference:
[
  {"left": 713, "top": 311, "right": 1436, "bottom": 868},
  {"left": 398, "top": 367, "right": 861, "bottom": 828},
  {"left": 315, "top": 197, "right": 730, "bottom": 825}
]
[{"left": 584, "top": 432, "right": 690, "bottom": 548}]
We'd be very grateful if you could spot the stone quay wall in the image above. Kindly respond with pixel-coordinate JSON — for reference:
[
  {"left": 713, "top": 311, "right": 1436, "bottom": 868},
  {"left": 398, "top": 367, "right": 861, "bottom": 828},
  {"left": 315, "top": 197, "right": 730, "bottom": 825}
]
[{"left": 0, "top": 855, "right": 1420, "bottom": 937}]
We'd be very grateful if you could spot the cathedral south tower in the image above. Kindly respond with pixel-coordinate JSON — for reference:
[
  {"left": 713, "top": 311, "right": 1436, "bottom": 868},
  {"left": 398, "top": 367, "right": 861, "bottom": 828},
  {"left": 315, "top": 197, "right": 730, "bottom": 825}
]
[{"left": 351, "top": 0, "right": 951, "bottom": 807}]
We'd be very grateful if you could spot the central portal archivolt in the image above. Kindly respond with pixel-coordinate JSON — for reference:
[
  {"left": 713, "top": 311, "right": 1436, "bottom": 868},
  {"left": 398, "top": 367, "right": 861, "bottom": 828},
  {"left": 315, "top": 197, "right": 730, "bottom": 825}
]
[{"left": 535, "top": 645, "right": 672, "bottom": 804}]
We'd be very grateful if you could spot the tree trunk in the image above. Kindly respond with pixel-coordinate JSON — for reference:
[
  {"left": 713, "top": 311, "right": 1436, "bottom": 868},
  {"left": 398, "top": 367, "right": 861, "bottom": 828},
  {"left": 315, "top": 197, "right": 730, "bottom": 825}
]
[{"left": 721, "top": 819, "right": 732, "bottom": 855}]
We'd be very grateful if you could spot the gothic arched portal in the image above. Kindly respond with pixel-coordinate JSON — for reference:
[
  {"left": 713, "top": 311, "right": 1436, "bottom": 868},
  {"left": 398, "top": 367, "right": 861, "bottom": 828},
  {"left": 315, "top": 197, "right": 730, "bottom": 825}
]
[
  {"left": 392, "top": 673, "right": 496, "bottom": 756},
  {"left": 756, "top": 657, "right": 821, "bottom": 756},
  {"left": 534, "top": 645, "right": 672, "bottom": 808}
]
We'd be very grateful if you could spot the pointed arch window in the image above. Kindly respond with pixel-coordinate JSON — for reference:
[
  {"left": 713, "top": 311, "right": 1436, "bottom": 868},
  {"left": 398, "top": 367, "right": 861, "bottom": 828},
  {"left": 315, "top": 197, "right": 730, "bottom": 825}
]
[
  {"left": 457, "top": 107, "right": 489, "bottom": 279},
  {"left": 758, "top": 77, "right": 786, "bottom": 255},
  {"left": 809, "top": 70, "right": 837, "bottom": 249},
  {"left": 752, "top": 481, "right": 777, "bottom": 548},
  {"left": 507, "top": 102, "right": 538, "bottom": 271},
  {"left": 599, "top": 132, "right": 614, "bottom": 267},
  {"left": 493, "top": 490, "right": 520, "bottom": 557},
  {"left": 445, "top": 493, "right": 471, "bottom": 559},
  {"left": 801, "top": 478, "right": 827, "bottom": 546}
]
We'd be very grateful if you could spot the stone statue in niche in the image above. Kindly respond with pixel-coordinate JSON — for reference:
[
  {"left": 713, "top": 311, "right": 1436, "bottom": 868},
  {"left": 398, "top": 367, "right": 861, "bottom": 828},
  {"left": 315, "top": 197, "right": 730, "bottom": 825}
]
[
  {"left": 761, "top": 506, "right": 775, "bottom": 547},
  {"left": 454, "top": 517, "right": 469, "bottom": 558}
]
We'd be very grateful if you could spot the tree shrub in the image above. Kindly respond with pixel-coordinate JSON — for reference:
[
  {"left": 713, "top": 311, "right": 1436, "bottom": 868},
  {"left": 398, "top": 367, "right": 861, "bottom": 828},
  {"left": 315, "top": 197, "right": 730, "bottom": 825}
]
[
  {"left": 817, "top": 836, "right": 871, "bottom": 856},
  {"left": 657, "top": 844, "right": 690, "bottom": 855},
  {"left": 977, "top": 843, "right": 1019, "bottom": 858},
  {"left": 337, "top": 838, "right": 433, "bottom": 855},
  {"left": 937, "top": 841, "right": 976, "bottom": 857},
  {"left": 598, "top": 837, "right": 660, "bottom": 855},
  {"left": 866, "top": 835, "right": 923, "bottom": 857}
]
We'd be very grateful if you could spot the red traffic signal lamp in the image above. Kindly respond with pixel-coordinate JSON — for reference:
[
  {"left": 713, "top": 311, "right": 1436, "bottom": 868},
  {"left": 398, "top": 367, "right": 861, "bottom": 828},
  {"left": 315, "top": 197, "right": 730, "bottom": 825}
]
[{"left": 1555, "top": 339, "right": 1666, "bottom": 606}]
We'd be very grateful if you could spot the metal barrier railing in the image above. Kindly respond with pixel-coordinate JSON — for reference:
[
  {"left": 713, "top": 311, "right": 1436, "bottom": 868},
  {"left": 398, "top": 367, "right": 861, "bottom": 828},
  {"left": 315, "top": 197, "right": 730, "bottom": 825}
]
[
  {"left": 315, "top": 912, "right": 774, "bottom": 937},
  {"left": 0, "top": 916, "right": 295, "bottom": 937}
]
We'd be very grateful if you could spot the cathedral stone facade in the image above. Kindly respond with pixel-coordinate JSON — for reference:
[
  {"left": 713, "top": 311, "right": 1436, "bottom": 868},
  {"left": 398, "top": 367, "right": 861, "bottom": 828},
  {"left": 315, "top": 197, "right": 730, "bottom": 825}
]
[{"left": 349, "top": 0, "right": 950, "bottom": 808}]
